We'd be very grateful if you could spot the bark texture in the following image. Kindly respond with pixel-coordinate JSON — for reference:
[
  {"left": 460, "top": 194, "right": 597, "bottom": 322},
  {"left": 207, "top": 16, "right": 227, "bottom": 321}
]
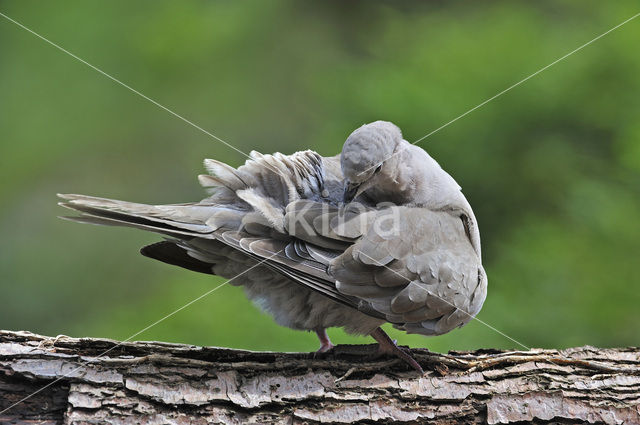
[{"left": 0, "top": 330, "right": 638, "bottom": 424}]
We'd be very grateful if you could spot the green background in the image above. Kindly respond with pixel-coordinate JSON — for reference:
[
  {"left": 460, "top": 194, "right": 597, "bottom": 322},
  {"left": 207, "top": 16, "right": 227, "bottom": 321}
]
[{"left": 1, "top": 1, "right": 639, "bottom": 353}]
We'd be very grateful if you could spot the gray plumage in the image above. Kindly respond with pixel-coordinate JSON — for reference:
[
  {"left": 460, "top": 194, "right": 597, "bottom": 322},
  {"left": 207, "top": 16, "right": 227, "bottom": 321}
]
[{"left": 59, "top": 120, "right": 486, "bottom": 346}]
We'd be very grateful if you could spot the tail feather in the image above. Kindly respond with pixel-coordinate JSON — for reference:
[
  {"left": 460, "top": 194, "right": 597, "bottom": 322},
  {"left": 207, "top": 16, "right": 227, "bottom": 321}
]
[
  {"left": 58, "top": 213, "right": 204, "bottom": 238},
  {"left": 140, "top": 241, "right": 215, "bottom": 275},
  {"left": 58, "top": 194, "right": 213, "bottom": 237}
]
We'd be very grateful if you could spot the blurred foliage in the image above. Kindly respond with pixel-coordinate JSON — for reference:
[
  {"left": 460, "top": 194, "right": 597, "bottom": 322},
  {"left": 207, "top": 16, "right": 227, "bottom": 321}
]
[{"left": 1, "top": 0, "right": 638, "bottom": 353}]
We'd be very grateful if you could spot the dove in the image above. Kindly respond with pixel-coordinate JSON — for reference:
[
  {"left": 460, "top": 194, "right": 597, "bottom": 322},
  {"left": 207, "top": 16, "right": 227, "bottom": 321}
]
[{"left": 59, "top": 121, "right": 486, "bottom": 373}]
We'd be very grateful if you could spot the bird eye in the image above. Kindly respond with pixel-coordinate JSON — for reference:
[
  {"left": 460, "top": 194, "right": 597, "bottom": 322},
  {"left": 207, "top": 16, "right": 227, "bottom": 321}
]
[{"left": 374, "top": 164, "right": 383, "bottom": 174}]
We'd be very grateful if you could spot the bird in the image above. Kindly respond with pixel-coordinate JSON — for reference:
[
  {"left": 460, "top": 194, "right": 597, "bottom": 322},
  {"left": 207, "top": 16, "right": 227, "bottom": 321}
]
[{"left": 59, "top": 121, "right": 487, "bottom": 373}]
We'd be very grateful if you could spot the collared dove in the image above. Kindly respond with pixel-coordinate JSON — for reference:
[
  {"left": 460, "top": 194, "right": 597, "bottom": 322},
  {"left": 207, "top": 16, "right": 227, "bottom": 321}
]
[{"left": 59, "top": 121, "right": 486, "bottom": 373}]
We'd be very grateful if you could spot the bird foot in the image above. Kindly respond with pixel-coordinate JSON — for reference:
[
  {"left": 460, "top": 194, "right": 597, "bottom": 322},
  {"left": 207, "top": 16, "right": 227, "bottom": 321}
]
[
  {"left": 312, "top": 328, "right": 334, "bottom": 358},
  {"left": 316, "top": 341, "right": 335, "bottom": 354},
  {"left": 371, "top": 327, "right": 424, "bottom": 374}
]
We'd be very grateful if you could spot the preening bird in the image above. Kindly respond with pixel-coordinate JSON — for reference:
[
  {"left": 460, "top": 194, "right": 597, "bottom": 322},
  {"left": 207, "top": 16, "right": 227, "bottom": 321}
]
[{"left": 59, "top": 121, "right": 486, "bottom": 373}]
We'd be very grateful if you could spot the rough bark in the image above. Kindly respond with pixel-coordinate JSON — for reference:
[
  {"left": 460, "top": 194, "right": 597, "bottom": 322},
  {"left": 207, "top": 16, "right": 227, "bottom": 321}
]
[{"left": 0, "top": 330, "right": 638, "bottom": 424}]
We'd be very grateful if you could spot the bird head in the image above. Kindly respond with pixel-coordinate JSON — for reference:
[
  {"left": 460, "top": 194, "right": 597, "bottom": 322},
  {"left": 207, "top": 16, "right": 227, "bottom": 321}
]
[{"left": 340, "top": 121, "right": 402, "bottom": 203}]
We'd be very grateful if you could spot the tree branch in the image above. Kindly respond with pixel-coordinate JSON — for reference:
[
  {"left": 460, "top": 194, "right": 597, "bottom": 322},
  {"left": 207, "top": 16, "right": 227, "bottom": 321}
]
[{"left": 1, "top": 330, "right": 638, "bottom": 424}]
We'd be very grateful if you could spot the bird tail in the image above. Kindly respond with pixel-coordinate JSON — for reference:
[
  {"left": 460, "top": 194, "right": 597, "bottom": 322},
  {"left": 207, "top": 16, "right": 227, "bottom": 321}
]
[{"left": 57, "top": 193, "right": 213, "bottom": 238}]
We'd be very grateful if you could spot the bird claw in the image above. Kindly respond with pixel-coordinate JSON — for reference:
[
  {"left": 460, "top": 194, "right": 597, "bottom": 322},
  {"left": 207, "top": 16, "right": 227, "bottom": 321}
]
[
  {"left": 317, "top": 342, "right": 335, "bottom": 354},
  {"left": 311, "top": 342, "right": 335, "bottom": 359},
  {"left": 371, "top": 328, "right": 424, "bottom": 374}
]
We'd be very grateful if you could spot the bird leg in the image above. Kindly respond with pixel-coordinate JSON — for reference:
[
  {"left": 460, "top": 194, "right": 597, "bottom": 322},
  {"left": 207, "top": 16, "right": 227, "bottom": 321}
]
[
  {"left": 371, "top": 327, "right": 424, "bottom": 374},
  {"left": 315, "top": 328, "right": 335, "bottom": 353}
]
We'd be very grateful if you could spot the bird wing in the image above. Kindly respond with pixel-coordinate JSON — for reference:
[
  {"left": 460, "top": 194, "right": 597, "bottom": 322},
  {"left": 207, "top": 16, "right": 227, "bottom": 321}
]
[{"left": 283, "top": 200, "right": 487, "bottom": 335}]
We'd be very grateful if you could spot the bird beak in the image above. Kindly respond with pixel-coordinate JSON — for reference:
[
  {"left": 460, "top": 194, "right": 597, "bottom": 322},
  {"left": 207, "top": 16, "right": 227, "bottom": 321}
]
[{"left": 343, "top": 181, "right": 360, "bottom": 203}]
